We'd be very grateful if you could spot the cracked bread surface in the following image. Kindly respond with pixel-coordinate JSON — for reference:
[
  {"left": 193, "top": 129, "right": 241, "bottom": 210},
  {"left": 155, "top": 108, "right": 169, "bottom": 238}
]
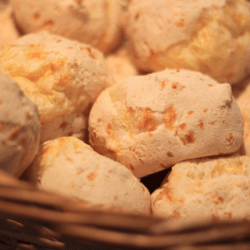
[
  {"left": 151, "top": 155, "right": 250, "bottom": 222},
  {"left": 0, "top": 31, "right": 114, "bottom": 143},
  {"left": 89, "top": 69, "right": 243, "bottom": 178},
  {"left": 125, "top": 0, "right": 250, "bottom": 84}
]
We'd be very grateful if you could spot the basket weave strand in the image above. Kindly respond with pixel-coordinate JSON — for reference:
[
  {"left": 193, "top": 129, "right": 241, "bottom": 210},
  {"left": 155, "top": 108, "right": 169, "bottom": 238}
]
[{"left": 0, "top": 172, "right": 250, "bottom": 249}]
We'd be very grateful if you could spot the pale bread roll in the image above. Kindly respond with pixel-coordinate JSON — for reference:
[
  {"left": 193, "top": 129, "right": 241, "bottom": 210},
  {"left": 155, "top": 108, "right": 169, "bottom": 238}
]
[
  {"left": 0, "top": 1, "right": 20, "bottom": 49},
  {"left": 232, "top": 76, "right": 250, "bottom": 156},
  {"left": 89, "top": 69, "right": 243, "bottom": 178},
  {"left": 0, "top": 31, "right": 114, "bottom": 143},
  {"left": 11, "top": 0, "right": 123, "bottom": 54},
  {"left": 151, "top": 155, "right": 250, "bottom": 222},
  {"left": 0, "top": 70, "right": 40, "bottom": 177},
  {"left": 30, "top": 137, "right": 151, "bottom": 215},
  {"left": 105, "top": 44, "right": 139, "bottom": 84},
  {"left": 124, "top": 0, "right": 250, "bottom": 84}
]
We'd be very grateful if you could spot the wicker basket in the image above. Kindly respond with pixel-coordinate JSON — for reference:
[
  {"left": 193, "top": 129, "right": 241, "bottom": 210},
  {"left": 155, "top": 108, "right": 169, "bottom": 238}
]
[{"left": 0, "top": 170, "right": 250, "bottom": 250}]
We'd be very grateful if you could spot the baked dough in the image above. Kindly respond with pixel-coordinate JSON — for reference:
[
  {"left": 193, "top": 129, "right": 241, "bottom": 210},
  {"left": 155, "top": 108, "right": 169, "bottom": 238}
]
[
  {"left": 11, "top": 0, "right": 123, "bottom": 54},
  {"left": 89, "top": 69, "right": 243, "bottom": 178},
  {"left": 124, "top": 0, "right": 250, "bottom": 84},
  {"left": 30, "top": 136, "right": 151, "bottom": 215},
  {"left": 151, "top": 155, "right": 250, "bottom": 222},
  {"left": 105, "top": 44, "right": 139, "bottom": 84},
  {"left": 232, "top": 76, "right": 250, "bottom": 156},
  {"left": 0, "top": 31, "right": 114, "bottom": 143},
  {"left": 0, "top": 70, "right": 40, "bottom": 177},
  {"left": 0, "top": 1, "right": 20, "bottom": 49}
]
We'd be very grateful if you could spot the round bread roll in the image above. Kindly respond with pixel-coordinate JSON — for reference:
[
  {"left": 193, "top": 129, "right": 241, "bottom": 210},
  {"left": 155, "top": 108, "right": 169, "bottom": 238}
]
[
  {"left": 232, "top": 76, "right": 250, "bottom": 156},
  {"left": 106, "top": 44, "right": 139, "bottom": 84},
  {"left": 30, "top": 137, "right": 151, "bottom": 215},
  {"left": 0, "top": 70, "right": 40, "bottom": 177},
  {"left": 89, "top": 69, "right": 243, "bottom": 178},
  {"left": 0, "top": 1, "right": 20, "bottom": 49},
  {"left": 124, "top": 0, "right": 250, "bottom": 84},
  {"left": 0, "top": 31, "right": 114, "bottom": 143},
  {"left": 11, "top": 0, "right": 123, "bottom": 54},
  {"left": 151, "top": 155, "right": 250, "bottom": 222}
]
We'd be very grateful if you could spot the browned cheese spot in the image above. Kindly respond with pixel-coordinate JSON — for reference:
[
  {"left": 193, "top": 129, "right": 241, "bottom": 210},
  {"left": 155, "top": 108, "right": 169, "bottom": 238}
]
[
  {"left": 181, "top": 131, "right": 195, "bottom": 145},
  {"left": 245, "top": 133, "right": 249, "bottom": 140},
  {"left": 188, "top": 111, "right": 194, "bottom": 116},
  {"left": 86, "top": 47, "right": 95, "bottom": 59},
  {"left": 43, "top": 20, "right": 55, "bottom": 28},
  {"left": 204, "top": 109, "right": 208, "bottom": 113},
  {"left": 198, "top": 120, "right": 204, "bottom": 130},
  {"left": 128, "top": 107, "right": 135, "bottom": 116},
  {"left": 74, "top": 0, "right": 83, "bottom": 5},
  {"left": 160, "top": 188, "right": 173, "bottom": 202},
  {"left": 211, "top": 213, "right": 219, "bottom": 221},
  {"left": 171, "top": 82, "right": 179, "bottom": 89},
  {"left": 163, "top": 106, "right": 176, "bottom": 130},
  {"left": 210, "top": 121, "right": 216, "bottom": 125},
  {"left": 60, "top": 121, "right": 68, "bottom": 130},
  {"left": 226, "top": 71, "right": 235, "bottom": 80},
  {"left": 172, "top": 210, "right": 181, "bottom": 219},
  {"left": 26, "top": 112, "right": 33, "bottom": 119},
  {"left": 114, "top": 196, "right": 119, "bottom": 201},
  {"left": 66, "top": 156, "right": 73, "bottom": 162},
  {"left": 161, "top": 81, "right": 166, "bottom": 91},
  {"left": 137, "top": 108, "right": 157, "bottom": 132},
  {"left": 175, "top": 19, "right": 185, "bottom": 27},
  {"left": 0, "top": 122, "right": 6, "bottom": 131},
  {"left": 8, "top": 125, "right": 22, "bottom": 141},
  {"left": 56, "top": 75, "right": 70, "bottom": 88},
  {"left": 26, "top": 45, "right": 43, "bottom": 59},
  {"left": 129, "top": 164, "right": 135, "bottom": 171},
  {"left": 227, "top": 133, "right": 234, "bottom": 142},
  {"left": 106, "top": 123, "right": 112, "bottom": 135},
  {"left": 33, "top": 12, "right": 41, "bottom": 21},
  {"left": 41, "top": 146, "right": 50, "bottom": 156},
  {"left": 87, "top": 172, "right": 96, "bottom": 181},
  {"left": 50, "top": 59, "right": 65, "bottom": 73},
  {"left": 55, "top": 6, "right": 62, "bottom": 13},
  {"left": 208, "top": 84, "right": 214, "bottom": 87},
  {"left": 216, "top": 196, "right": 224, "bottom": 204},
  {"left": 150, "top": 49, "right": 155, "bottom": 59},
  {"left": 167, "top": 152, "right": 174, "bottom": 157},
  {"left": 135, "top": 12, "right": 140, "bottom": 20},
  {"left": 148, "top": 132, "right": 153, "bottom": 137},
  {"left": 178, "top": 123, "right": 186, "bottom": 131}
]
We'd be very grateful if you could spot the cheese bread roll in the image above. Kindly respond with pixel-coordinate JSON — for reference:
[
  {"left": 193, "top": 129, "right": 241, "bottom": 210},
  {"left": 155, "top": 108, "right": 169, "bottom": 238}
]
[
  {"left": 125, "top": 0, "right": 250, "bottom": 84},
  {"left": 11, "top": 0, "right": 123, "bottom": 54},
  {"left": 89, "top": 69, "right": 243, "bottom": 178},
  {"left": 151, "top": 155, "right": 250, "bottom": 222},
  {"left": 30, "top": 137, "right": 151, "bottom": 215},
  {"left": 0, "top": 70, "right": 40, "bottom": 177},
  {"left": 0, "top": 31, "right": 114, "bottom": 143}
]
